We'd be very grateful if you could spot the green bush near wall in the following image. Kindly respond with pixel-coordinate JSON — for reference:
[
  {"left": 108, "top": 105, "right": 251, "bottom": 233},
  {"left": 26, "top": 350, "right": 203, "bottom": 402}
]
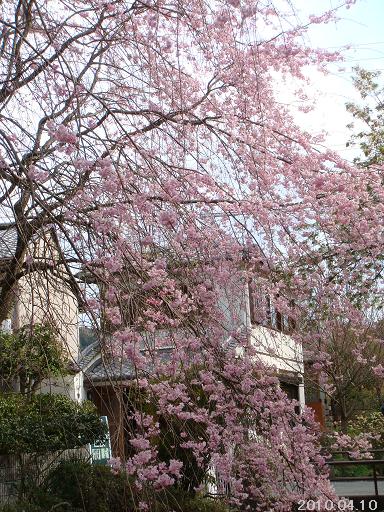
[
  {"left": 0, "top": 393, "right": 107, "bottom": 454},
  {"left": 0, "top": 324, "right": 69, "bottom": 394}
]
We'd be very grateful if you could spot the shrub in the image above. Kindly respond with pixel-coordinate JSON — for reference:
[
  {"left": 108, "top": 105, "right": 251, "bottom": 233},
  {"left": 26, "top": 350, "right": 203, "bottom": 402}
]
[
  {"left": 150, "top": 487, "right": 232, "bottom": 512},
  {"left": 30, "top": 460, "right": 232, "bottom": 512},
  {"left": 0, "top": 504, "right": 48, "bottom": 512},
  {"left": 0, "top": 394, "right": 107, "bottom": 454},
  {"left": 0, "top": 324, "right": 68, "bottom": 394},
  {"left": 41, "top": 459, "right": 134, "bottom": 512}
]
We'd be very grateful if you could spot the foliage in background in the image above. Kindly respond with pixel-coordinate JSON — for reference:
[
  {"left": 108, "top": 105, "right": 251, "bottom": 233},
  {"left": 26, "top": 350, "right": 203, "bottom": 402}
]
[
  {"left": 0, "top": 394, "right": 106, "bottom": 454},
  {"left": 79, "top": 326, "right": 98, "bottom": 350},
  {"left": 0, "top": 324, "right": 68, "bottom": 394},
  {"left": 305, "top": 319, "right": 384, "bottom": 430},
  {"left": 347, "top": 67, "right": 384, "bottom": 166},
  {"left": 348, "top": 411, "right": 384, "bottom": 449}
]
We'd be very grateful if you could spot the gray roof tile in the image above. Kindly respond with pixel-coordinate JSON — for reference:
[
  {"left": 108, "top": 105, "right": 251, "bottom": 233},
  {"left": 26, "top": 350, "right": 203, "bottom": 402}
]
[
  {"left": 0, "top": 226, "right": 17, "bottom": 259},
  {"left": 79, "top": 341, "right": 174, "bottom": 383}
]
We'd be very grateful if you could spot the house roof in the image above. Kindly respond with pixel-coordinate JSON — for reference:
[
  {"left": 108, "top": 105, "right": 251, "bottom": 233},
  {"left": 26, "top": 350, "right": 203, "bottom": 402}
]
[
  {"left": 78, "top": 329, "right": 240, "bottom": 384},
  {"left": 0, "top": 226, "right": 18, "bottom": 259},
  {"left": 78, "top": 340, "right": 174, "bottom": 384},
  {"left": 0, "top": 224, "right": 64, "bottom": 263},
  {"left": 79, "top": 337, "right": 302, "bottom": 391}
]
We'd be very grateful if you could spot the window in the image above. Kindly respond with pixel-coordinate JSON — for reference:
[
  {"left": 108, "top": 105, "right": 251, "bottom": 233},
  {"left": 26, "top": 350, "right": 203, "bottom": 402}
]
[{"left": 248, "top": 281, "right": 295, "bottom": 333}]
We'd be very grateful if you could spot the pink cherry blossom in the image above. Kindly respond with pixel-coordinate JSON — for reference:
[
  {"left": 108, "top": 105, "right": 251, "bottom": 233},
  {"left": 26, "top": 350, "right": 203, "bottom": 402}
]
[{"left": 0, "top": 0, "right": 375, "bottom": 509}]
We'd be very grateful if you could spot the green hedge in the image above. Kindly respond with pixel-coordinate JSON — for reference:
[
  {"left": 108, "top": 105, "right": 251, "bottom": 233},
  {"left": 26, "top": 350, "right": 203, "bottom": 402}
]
[{"left": 0, "top": 393, "right": 107, "bottom": 454}]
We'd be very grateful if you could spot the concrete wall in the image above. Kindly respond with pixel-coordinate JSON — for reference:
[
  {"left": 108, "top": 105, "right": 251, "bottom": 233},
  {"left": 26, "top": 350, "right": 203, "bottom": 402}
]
[
  {"left": 249, "top": 325, "right": 304, "bottom": 374},
  {"left": 38, "top": 371, "right": 86, "bottom": 402}
]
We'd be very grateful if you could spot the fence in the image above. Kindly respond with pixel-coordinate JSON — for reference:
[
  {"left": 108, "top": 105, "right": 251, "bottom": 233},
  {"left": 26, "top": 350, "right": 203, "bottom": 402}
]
[
  {"left": 327, "top": 449, "right": 384, "bottom": 507},
  {"left": 0, "top": 447, "right": 91, "bottom": 504}
]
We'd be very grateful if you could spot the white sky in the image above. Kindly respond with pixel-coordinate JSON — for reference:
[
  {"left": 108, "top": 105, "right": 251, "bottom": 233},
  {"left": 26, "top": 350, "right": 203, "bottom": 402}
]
[{"left": 278, "top": 0, "right": 384, "bottom": 161}]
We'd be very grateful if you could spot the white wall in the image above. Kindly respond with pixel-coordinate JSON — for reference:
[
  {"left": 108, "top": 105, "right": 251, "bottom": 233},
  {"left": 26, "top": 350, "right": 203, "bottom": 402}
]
[
  {"left": 249, "top": 325, "right": 304, "bottom": 374},
  {"left": 216, "top": 277, "right": 303, "bottom": 370},
  {"left": 215, "top": 276, "right": 305, "bottom": 408}
]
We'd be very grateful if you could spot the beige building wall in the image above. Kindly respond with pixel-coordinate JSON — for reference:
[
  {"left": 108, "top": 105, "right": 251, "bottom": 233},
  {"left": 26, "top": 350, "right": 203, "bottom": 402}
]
[
  {"left": 14, "top": 232, "right": 79, "bottom": 359},
  {"left": 14, "top": 270, "right": 79, "bottom": 362},
  {"left": 8, "top": 231, "right": 81, "bottom": 400}
]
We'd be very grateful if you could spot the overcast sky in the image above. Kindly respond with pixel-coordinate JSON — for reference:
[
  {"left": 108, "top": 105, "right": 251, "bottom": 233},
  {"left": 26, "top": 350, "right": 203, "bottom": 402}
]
[{"left": 280, "top": 0, "right": 384, "bottom": 160}]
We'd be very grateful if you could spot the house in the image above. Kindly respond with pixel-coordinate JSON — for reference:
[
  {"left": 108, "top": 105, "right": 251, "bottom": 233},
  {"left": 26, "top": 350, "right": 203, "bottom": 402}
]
[
  {"left": 77, "top": 262, "right": 305, "bottom": 459},
  {"left": 0, "top": 226, "right": 306, "bottom": 458},
  {"left": 0, "top": 225, "right": 84, "bottom": 401}
]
